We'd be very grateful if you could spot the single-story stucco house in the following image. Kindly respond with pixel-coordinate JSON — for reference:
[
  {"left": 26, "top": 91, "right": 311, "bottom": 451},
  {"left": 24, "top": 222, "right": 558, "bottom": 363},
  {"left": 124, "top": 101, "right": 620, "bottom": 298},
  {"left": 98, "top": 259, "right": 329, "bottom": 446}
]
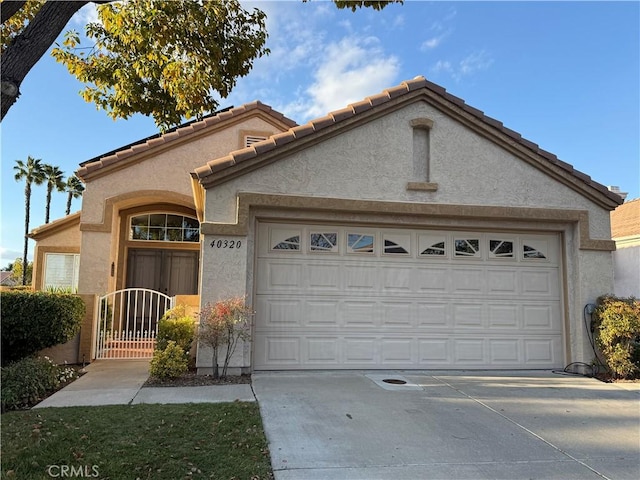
[{"left": 30, "top": 76, "right": 624, "bottom": 372}]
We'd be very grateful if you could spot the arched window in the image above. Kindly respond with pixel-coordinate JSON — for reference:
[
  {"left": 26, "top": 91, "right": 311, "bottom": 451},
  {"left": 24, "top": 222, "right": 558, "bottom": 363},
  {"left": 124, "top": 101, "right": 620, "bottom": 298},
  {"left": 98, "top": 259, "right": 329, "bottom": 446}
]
[{"left": 129, "top": 213, "right": 200, "bottom": 242}]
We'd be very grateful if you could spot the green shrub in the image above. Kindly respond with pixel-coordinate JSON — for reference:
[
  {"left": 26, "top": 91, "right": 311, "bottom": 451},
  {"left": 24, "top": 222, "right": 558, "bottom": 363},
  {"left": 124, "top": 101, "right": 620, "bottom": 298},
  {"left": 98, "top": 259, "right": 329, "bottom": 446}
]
[
  {"left": 156, "top": 305, "right": 195, "bottom": 353},
  {"left": 593, "top": 295, "right": 640, "bottom": 379},
  {"left": 149, "top": 341, "right": 188, "bottom": 380},
  {"left": 1, "top": 291, "right": 85, "bottom": 366},
  {"left": 1, "top": 356, "right": 78, "bottom": 412}
]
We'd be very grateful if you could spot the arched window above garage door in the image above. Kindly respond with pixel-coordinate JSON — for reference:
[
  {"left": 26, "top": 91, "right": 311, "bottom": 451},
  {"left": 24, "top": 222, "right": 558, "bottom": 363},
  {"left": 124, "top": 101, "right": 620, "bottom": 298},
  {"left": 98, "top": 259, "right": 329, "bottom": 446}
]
[{"left": 129, "top": 213, "right": 200, "bottom": 242}]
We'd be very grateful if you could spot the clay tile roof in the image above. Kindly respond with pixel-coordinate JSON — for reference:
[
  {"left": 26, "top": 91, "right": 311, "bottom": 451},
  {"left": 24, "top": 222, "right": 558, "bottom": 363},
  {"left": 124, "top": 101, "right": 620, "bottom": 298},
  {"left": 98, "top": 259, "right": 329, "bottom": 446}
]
[
  {"left": 368, "top": 92, "right": 391, "bottom": 106},
  {"left": 292, "top": 124, "right": 315, "bottom": 139},
  {"left": 403, "top": 76, "right": 428, "bottom": 91},
  {"left": 424, "top": 79, "right": 446, "bottom": 95},
  {"left": 272, "top": 131, "right": 296, "bottom": 147},
  {"left": 330, "top": 106, "right": 356, "bottom": 123},
  {"left": 310, "top": 115, "right": 335, "bottom": 131},
  {"left": 194, "top": 76, "right": 624, "bottom": 206},
  {"left": 350, "top": 99, "right": 374, "bottom": 114},
  {"left": 385, "top": 83, "right": 409, "bottom": 99},
  {"left": 76, "top": 103, "right": 296, "bottom": 180},
  {"left": 611, "top": 198, "right": 640, "bottom": 238},
  {"left": 230, "top": 149, "right": 256, "bottom": 164}
]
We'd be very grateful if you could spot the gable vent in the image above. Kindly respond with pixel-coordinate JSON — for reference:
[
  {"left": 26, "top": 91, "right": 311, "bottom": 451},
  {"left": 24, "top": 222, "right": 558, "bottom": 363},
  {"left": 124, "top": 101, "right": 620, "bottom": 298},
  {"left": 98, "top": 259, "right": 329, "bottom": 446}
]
[{"left": 245, "top": 135, "right": 268, "bottom": 147}]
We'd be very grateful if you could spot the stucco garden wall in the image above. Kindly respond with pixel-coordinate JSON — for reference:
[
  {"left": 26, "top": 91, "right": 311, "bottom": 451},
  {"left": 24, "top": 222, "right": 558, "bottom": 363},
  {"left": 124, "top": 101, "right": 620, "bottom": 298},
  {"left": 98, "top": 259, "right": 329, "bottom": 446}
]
[
  {"left": 613, "top": 246, "right": 640, "bottom": 297},
  {"left": 200, "top": 100, "right": 616, "bottom": 370}
]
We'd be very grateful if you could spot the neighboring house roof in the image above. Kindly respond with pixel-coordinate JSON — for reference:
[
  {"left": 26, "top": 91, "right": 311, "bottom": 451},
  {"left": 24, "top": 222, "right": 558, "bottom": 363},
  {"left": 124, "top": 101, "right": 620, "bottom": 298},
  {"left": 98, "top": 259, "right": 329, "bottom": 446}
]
[
  {"left": 77, "top": 102, "right": 297, "bottom": 181},
  {"left": 78, "top": 106, "right": 234, "bottom": 167},
  {"left": 29, "top": 212, "right": 81, "bottom": 241},
  {"left": 193, "top": 76, "right": 622, "bottom": 210},
  {"left": 0, "top": 271, "right": 17, "bottom": 286},
  {"left": 611, "top": 197, "right": 640, "bottom": 239}
]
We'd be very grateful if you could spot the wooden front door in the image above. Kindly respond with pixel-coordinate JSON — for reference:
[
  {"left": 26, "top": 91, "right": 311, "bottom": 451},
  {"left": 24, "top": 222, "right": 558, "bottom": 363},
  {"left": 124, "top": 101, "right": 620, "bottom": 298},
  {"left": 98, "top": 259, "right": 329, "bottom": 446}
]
[{"left": 126, "top": 249, "right": 199, "bottom": 296}]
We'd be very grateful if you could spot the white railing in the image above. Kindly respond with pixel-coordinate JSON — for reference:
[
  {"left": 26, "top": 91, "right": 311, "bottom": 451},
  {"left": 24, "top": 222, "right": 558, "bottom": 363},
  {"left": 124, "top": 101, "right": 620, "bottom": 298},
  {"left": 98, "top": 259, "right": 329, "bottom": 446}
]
[{"left": 95, "top": 288, "right": 174, "bottom": 360}]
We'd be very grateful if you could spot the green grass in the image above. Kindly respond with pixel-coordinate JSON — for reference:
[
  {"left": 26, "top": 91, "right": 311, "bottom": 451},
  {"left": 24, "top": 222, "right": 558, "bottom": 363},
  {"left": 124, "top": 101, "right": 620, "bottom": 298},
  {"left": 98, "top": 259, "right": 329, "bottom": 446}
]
[{"left": 1, "top": 402, "right": 273, "bottom": 480}]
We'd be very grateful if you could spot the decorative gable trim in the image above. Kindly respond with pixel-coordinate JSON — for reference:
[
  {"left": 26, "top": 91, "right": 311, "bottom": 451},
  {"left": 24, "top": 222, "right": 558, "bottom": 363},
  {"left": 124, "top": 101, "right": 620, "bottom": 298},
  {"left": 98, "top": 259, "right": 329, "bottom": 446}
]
[
  {"left": 77, "top": 102, "right": 297, "bottom": 182},
  {"left": 29, "top": 212, "right": 81, "bottom": 240},
  {"left": 194, "top": 77, "right": 622, "bottom": 211}
]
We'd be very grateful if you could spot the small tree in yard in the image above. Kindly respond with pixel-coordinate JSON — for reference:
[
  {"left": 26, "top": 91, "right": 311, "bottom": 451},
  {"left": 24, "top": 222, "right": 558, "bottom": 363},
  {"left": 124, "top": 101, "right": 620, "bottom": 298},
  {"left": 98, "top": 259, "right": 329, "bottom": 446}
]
[{"left": 197, "top": 297, "right": 253, "bottom": 379}]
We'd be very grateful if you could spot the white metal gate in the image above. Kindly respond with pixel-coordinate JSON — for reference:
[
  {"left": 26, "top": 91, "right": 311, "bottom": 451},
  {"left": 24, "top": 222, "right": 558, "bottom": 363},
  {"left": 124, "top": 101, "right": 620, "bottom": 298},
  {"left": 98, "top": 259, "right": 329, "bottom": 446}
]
[{"left": 95, "top": 288, "right": 175, "bottom": 359}]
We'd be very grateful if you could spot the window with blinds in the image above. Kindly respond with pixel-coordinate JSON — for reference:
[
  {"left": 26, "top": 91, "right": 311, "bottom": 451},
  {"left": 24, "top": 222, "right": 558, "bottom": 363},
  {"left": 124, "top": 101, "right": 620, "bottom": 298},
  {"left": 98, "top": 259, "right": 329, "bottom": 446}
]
[{"left": 44, "top": 253, "right": 80, "bottom": 291}]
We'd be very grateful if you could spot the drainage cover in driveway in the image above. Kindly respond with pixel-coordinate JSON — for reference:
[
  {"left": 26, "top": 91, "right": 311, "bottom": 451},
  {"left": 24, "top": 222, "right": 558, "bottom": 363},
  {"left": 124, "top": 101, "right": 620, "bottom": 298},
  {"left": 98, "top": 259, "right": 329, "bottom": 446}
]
[
  {"left": 365, "top": 374, "right": 423, "bottom": 391},
  {"left": 383, "top": 378, "right": 407, "bottom": 385}
]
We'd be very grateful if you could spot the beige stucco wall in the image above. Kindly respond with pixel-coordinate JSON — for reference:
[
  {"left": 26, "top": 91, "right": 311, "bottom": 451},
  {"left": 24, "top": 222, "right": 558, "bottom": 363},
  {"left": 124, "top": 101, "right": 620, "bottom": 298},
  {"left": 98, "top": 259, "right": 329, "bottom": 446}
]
[
  {"left": 200, "top": 100, "right": 615, "bottom": 370},
  {"left": 77, "top": 115, "right": 287, "bottom": 297}
]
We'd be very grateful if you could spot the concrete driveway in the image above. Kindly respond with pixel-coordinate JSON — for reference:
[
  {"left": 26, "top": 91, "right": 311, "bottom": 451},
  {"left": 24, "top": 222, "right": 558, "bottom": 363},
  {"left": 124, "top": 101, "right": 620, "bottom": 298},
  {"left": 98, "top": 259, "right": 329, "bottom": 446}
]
[{"left": 252, "top": 371, "right": 640, "bottom": 480}]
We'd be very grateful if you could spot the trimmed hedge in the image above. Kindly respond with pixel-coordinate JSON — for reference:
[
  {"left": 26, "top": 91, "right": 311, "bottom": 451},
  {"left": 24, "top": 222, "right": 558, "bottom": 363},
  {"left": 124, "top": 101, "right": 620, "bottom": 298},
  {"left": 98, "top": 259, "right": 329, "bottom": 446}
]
[
  {"left": 156, "top": 305, "right": 195, "bottom": 353},
  {"left": 149, "top": 341, "right": 189, "bottom": 380},
  {"left": 1, "top": 291, "right": 85, "bottom": 366},
  {"left": 593, "top": 295, "right": 640, "bottom": 379}
]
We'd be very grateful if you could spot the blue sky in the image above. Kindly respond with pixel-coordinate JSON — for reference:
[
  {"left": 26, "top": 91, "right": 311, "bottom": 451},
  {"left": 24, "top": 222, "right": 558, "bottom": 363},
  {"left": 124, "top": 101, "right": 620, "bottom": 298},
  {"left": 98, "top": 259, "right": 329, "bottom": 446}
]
[{"left": 1, "top": 0, "right": 638, "bottom": 268}]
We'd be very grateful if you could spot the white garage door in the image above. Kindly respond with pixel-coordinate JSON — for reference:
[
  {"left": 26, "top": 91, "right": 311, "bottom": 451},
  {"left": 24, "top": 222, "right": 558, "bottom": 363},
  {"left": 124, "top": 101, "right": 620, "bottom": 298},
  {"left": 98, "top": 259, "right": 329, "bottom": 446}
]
[{"left": 254, "top": 222, "right": 564, "bottom": 370}]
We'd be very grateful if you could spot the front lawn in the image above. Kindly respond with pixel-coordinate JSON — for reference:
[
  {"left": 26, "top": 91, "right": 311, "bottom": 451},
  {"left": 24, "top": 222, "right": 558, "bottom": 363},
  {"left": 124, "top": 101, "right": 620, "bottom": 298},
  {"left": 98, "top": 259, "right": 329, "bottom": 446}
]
[{"left": 1, "top": 402, "right": 273, "bottom": 480}]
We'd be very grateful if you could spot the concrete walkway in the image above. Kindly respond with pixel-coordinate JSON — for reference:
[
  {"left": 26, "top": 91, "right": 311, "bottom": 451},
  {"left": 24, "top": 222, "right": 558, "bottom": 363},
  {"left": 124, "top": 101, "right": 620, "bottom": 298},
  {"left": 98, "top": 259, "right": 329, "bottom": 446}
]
[{"left": 34, "top": 360, "right": 255, "bottom": 408}]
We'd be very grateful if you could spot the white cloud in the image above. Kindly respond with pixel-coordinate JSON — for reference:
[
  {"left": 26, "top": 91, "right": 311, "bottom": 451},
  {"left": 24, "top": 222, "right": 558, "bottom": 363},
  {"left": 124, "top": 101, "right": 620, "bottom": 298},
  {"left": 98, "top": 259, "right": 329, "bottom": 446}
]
[
  {"left": 432, "top": 60, "right": 452, "bottom": 74},
  {"left": 421, "top": 36, "right": 443, "bottom": 50},
  {"left": 420, "top": 8, "right": 456, "bottom": 52},
  {"left": 392, "top": 15, "right": 405, "bottom": 28},
  {"left": 459, "top": 50, "right": 493, "bottom": 76},
  {"left": 219, "top": 3, "right": 400, "bottom": 123},
  {"left": 71, "top": 3, "right": 99, "bottom": 26},
  {"left": 290, "top": 36, "right": 400, "bottom": 121},
  {"left": 430, "top": 51, "right": 493, "bottom": 82},
  {"left": 0, "top": 247, "right": 23, "bottom": 267},
  {"left": 338, "top": 19, "right": 352, "bottom": 31}
]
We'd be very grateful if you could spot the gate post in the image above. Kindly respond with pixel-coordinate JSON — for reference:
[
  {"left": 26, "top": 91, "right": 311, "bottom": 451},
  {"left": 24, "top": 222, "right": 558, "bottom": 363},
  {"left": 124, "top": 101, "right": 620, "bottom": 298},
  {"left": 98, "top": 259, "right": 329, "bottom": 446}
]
[{"left": 77, "top": 293, "right": 98, "bottom": 364}]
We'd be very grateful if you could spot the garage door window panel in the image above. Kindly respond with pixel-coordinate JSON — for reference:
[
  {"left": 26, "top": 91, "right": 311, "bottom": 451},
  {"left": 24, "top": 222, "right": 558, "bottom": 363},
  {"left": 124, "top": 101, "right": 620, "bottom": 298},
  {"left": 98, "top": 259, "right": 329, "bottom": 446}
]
[
  {"left": 454, "top": 238, "right": 481, "bottom": 258},
  {"left": 310, "top": 232, "right": 338, "bottom": 253},
  {"left": 489, "top": 239, "right": 515, "bottom": 259},
  {"left": 419, "top": 234, "right": 447, "bottom": 257},
  {"left": 270, "top": 228, "right": 301, "bottom": 251},
  {"left": 348, "top": 233, "right": 375, "bottom": 254},
  {"left": 523, "top": 245, "right": 547, "bottom": 260},
  {"left": 383, "top": 233, "right": 411, "bottom": 255}
]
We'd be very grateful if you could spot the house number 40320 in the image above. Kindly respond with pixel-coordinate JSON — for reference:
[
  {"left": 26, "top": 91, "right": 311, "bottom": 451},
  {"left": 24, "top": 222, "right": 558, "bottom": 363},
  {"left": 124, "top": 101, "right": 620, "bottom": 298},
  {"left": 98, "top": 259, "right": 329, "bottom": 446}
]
[{"left": 210, "top": 239, "right": 241, "bottom": 249}]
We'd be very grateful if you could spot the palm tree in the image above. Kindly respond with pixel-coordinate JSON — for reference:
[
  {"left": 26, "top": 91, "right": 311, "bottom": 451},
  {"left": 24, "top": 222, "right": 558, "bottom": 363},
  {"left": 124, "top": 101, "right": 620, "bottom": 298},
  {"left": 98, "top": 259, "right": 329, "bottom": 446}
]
[
  {"left": 64, "top": 174, "right": 85, "bottom": 215},
  {"left": 42, "top": 164, "right": 66, "bottom": 224},
  {"left": 13, "top": 156, "right": 45, "bottom": 285}
]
